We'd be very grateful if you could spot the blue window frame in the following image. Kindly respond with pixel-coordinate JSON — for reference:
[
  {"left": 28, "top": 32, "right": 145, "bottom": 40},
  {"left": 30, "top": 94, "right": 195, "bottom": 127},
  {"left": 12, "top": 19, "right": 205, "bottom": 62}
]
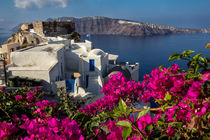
[
  {"left": 89, "top": 59, "right": 95, "bottom": 71},
  {"left": 66, "top": 79, "right": 75, "bottom": 92}
]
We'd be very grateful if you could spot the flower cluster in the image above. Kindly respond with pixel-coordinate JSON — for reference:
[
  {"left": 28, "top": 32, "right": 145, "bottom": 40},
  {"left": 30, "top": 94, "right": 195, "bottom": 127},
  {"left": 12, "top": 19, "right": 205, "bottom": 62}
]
[
  {"left": 15, "top": 95, "right": 23, "bottom": 101},
  {"left": 99, "top": 120, "right": 123, "bottom": 140},
  {"left": 141, "top": 64, "right": 184, "bottom": 102},
  {"left": 26, "top": 91, "right": 36, "bottom": 103},
  {"left": 81, "top": 64, "right": 209, "bottom": 138},
  {"left": 97, "top": 114, "right": 158, "bottom": 140},
  {"left": 14, "top": 91, "right": 37, "bottom": 103},
  {"left": 19, "top": 116, "right": 84, "bottom": 140},
  {"left": 138, "top": 65, "right": 209, "bottom": 138},
  {"left": 80, "top": 73, "right": 143, "bottom": 114},
  {"left": 0, "top": 63, "right": 209, "bottom": 139},
  {"left": 33, "top": 100, "right": 56, "bottom": 117},
  {"left": 0, "top": 122, "right": 18, "bottom": 139}
]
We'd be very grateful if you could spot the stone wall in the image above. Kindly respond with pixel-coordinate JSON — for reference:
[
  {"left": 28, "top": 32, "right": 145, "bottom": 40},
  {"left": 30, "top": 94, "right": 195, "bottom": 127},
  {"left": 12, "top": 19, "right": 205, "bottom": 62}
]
[
  {"left": 33, "top": 22, "right": 44, "bottom": 36},
  {"left": 33, "top": 21, "right": 75, "bottom": 37}
]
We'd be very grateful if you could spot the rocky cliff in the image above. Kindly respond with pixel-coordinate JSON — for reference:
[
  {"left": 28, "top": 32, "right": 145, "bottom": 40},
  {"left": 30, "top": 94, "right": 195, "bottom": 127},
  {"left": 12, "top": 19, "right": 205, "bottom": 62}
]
[
  {"left": 5, "top": 21, "right": 75, "bottom": 47},
  {"left": 33, "top": 21, "right": 75, "bottom": 37},
  {"left": 46, "top": 17, "right": 210, "bottom": 37},
  {"left": 4, "top": 23, "right": 47, "bottom": 47}
]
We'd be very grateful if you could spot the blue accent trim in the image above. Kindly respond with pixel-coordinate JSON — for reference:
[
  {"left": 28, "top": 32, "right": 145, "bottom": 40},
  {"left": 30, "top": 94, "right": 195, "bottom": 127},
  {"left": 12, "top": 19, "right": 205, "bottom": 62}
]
[
  {"left": 66, "top": 79, "right": 75, "bottom": 92},
  {"left": 89, "top": 59, "right": 95, "bottom": 71}
]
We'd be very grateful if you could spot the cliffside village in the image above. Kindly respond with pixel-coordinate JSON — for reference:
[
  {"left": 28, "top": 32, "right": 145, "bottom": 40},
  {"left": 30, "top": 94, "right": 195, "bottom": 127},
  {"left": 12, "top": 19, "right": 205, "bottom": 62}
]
[{"left": 0, "top": 21, "right": 139, "bottom": 97}]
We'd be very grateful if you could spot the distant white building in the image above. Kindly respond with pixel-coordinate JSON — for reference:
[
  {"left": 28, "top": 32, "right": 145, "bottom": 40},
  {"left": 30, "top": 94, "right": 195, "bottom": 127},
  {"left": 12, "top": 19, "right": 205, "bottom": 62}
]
[{"left": 7, "top": 38, "right": 139, "bottom": 96}]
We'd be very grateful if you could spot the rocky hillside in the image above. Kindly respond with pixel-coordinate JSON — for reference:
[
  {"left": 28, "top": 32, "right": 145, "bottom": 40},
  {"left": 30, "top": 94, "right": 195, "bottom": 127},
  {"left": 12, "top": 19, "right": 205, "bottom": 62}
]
[
  {"left": 6, "top": 21, "right": 76, "bottom": 47},
  {"left": 5, "top": 23, "right": 47, "bottom": 47},
  {"left": 45, "top": 17, "right": 210, "bottom": 37}
]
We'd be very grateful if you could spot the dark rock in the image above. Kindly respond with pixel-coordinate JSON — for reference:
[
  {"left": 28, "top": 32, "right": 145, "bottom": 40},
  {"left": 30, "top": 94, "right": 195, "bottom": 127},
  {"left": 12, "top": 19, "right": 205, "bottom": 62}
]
[
  {"left": 51, "top": 16, "right": 210, "bottom": 37},
  {"left": 33, "top": 21, "right": 75, "bottom": 37}
]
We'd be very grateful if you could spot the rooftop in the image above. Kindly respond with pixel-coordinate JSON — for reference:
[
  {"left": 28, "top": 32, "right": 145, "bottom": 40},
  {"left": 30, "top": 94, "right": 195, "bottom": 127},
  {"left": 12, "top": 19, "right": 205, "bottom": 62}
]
[
  {"left": 108, "top": 54, "right": 119, "bottom": 60},
  {"left": 17, "top": 43, "right": 64, "bottom": 52}
]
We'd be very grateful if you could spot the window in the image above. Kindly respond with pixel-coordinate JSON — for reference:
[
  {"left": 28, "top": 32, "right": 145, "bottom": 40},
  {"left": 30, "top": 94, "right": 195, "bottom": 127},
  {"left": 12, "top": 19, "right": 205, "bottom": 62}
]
[
  {"left": 109, "top": 60, "right": 115, "bottom": 64},
  {"left": 89, "top": 59, "right": 95, "bottom": 71},
  {"left": 86, "top": 75, "right": 89, "bottom": 88},
  {"left": 66, "top": 79, "right": 75, "bottom": 93}
]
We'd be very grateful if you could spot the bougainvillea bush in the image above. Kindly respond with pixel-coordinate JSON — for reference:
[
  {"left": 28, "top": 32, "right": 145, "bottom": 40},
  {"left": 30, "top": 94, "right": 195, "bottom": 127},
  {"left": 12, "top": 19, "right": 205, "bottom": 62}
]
[{"left": 0, "top": 50, "right": 209, "bottom": 140}]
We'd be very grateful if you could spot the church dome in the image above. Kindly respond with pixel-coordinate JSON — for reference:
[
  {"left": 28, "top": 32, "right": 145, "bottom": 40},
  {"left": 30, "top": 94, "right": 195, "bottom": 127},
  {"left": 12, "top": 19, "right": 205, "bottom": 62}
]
[{"left": 89, "top": 49, "right": 106, "bottom": 56}]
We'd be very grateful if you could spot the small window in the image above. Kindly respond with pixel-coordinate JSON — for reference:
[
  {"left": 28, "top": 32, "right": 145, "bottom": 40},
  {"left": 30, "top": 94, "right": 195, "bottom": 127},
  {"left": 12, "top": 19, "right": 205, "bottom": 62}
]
[
  {"left": 89, "top": 59, "right": 95, "bottom": 71},
  {"left": 86, "top": 75, "right": 89, "bottom": 88},
  {"left": 109, "top": 60, "right": 115, "bottom": 64}
]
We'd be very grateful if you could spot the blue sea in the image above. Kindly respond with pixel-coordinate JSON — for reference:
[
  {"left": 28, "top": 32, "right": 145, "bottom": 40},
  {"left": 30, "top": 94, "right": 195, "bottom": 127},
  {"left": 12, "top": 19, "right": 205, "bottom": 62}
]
[
  {"left": 81, "top": 34, "right": 210, "bottom": 80},
  {"left": 0, "top": 28, "right": 12, "bottom": 45},
  {"left": 1, "top": 28, "right": 210, "bottom": 80}
]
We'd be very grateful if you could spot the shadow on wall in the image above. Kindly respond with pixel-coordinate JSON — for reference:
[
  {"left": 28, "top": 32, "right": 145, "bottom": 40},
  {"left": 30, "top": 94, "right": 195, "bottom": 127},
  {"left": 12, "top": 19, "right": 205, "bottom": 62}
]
[{"left": 78, "top": 58, "right": 103, "bottom": 95}]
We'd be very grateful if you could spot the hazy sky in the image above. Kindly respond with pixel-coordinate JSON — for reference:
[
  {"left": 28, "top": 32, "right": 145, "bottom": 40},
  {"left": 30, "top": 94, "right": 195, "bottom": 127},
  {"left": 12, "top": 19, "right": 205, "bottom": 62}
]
[{"left": 0, "top": 0, "right": 210, "bottom": 29}]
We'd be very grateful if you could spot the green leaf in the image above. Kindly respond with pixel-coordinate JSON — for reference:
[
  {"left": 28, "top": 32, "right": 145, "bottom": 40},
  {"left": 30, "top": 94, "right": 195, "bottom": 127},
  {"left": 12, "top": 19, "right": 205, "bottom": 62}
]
[
  {"left": 48, "top": 106, "right": 53, "bottom": 114},
  {"left": 199, "top": 56, "right": 205, "bottom": 62},
  {"left": 137, "top": 108, "right": 149, "bottom": 120},
  {"left": 203, "top": 57, "right": 208, "bottom": 64},
  {"left": 119, "top": 98, "right": 127, "bottom": 114},
  {"left": 193, "top": 53, "right": 202, "bottom": 61},
  {"left": 122, "top": 127, "right": 132, "bottom": 140},
  {"left": 157, "top": 121, "right": 164, "bottom": 125},
  {"left": 90, "top": 121, "right": 99, "bottom": 128},
  {"left": 145, "top": 124, "right": 153, "bottom": 134},
  {"left": 182, "top": 51, "right": 187, "bottom": 57},
  {"left": 164, "top": 92, "right": 172, "bottom": 101},
  {"left": 168, "top": 53, "right": 181, "bottom": 61},
  {"left": 101, "top": 126, "right": 110, "bottom": 135},
  {"left": 108, "top": 107, "right": 121, "bottom": 120},
  {"left": 177, "top": 122, "right": 183, "bottom": 130},
  {"left": 194, "top": 64, "right": 200, "bottom": 73},
  {"left": 185, "top": 50, "right": 195, "bottom": 55},
  {"left": 116, "top": 120, "right": 131, "bottom": 128},
  {"left": 160, "top": 104, "right": 168, "bottom": 111},
  {"left": 191, "top": 128, "right": 197, "bottom": 133},
  {"left": 155, "top": 99, "right": 163, "bottom": 104}
]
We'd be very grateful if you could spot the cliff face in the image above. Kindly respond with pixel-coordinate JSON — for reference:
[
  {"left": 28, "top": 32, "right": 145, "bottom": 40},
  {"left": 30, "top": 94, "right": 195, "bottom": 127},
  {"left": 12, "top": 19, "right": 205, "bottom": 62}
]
[
  {"left": 33, "top": 21, "right": 75, "bottom": 37},
  {"left": 11, "top": 17, "right": 209, "bottom": 38},
  {"left": 47, "top": 17, "right": 209, "bottom": 37}
]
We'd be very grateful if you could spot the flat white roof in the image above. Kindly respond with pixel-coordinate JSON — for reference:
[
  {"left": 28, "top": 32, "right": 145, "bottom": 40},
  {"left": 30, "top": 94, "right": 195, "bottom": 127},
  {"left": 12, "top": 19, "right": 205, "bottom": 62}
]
[
  {"left": 18, "top": 43, "right": 64, "bottom": 52},
  {"left": 108, "top": 54, "right": 119, "bottom": 60},
  {"left": 8, "top": 61, "right": 57, "bottom": 71},
  {"left": 71, "top": 44, "right": 88, "bottom": 57}
]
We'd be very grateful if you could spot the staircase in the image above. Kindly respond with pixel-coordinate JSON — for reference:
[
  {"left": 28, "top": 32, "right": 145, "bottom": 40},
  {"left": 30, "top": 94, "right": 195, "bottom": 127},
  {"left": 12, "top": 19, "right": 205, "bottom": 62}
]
[{"left": 86, "top": 76, "right": 101, "bottom": 94}]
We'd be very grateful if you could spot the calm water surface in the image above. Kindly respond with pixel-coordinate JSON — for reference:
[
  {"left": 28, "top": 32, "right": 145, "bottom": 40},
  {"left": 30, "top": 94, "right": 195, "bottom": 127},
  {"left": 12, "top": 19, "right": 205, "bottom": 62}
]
[
  {"left": 0, "top": 29, "right": 12, "bottom": 45},
  {"left": 82, "top": 34, "right": 210, "bottom": 80}
]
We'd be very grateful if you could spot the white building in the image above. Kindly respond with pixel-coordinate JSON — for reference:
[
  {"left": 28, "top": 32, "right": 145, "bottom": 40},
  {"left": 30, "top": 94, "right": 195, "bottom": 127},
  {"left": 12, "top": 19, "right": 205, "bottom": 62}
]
[
  {"left": 8, "top": 43, "right": 65, "bottom": 91},
  {"left": 7, "top": 38, "right": 139, "bottom": 96},
  {"left": 65, "top": 40, "right": 109, "bottom": 95}
]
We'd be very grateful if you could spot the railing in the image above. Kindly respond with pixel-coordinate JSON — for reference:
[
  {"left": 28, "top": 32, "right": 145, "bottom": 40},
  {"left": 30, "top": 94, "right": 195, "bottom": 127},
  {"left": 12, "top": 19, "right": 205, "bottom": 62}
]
[{"left": 118, "top": 61, "right": 138, "bottom": 66}]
